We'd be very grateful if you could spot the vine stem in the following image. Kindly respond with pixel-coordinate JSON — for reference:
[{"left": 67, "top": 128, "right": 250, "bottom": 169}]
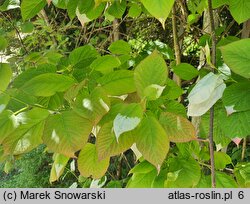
[
  {"left": 207, "top": 0, "right": 217, "bottom": 188},
  {"left": 172, "top": 3, "right": 181, "bottom": 88}
]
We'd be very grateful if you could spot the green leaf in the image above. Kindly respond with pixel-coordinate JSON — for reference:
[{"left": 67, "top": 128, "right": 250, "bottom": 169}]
[
  {"left": 21, "top": 0, "right": 47, "bottom": 20},
  {"left": 0, "top": 110, "right": 16, "bottom": 144},
  {"left": 229, "top": 0, "right": 250, "bottom": 24},
  {"left": 96, "top": 121, "right": 135, "bottom": 160},
  {"left": 107, "top": 0, "right": 126, "bottom": 18},
  {"left": 78, "top": 0, "right": 94, "bottom": 14},
  {"left": 78, "top": 143, "right": 109, "bottom": 179},
  {"left": 90, "top": 55, "right": 121, "bottom": 74},
  {"left": 135, "top": 116, "right": 169, "bottom": 170},
  {"left": 0, "top": 36, "right": 8, "bottom": 51},
  {"left": 0, "top": 63, "right": 12, "bottom": 91},
  {"left": 188, "top": 73, "right": 226, "bottom": 116},
  {"left": 165, "top": 157, "right": 201, "bottom": 188},
  {"left": 220, "top": 39, "right": 250, "bottom": 78},
  {"left": 50, "top": 153, "right": 69, "bottom": 183},
  {"left": 73, "top": 87, "right": 110, "bottom": 124},
  {"left": 172, "top": 63, "right": 199, "bottom": 80},
  {"left": 215, "top": 172, "right": 238, "bottom": 187},
  {"left": 20, "top": 22, "right": 34, "bottom": 33},
  {"left": 108, "top": 40, "right": 132, "bottom": 55},
  {"left": 13, "top": 64, "right": 56, "bottom": 88},
  {"left": 200, "top": 103, "right": 231, "bottom": 147},
  {"left": 214, "top": 152, "right": 232, "bottom": 170},
  {"left": 134, "top": 51, "right": 168, "bottom": 99},
  {"left": 234, "top": 163, "right": 250, "bottom": 187},
  {"left": 0, "top": 0, "right": 20, "bottom": 11},
  {"left": 97, "top": 70, "right": 136, "bottom": 96},
  {"left": 126, "top": 161, "right": 157, "bottom": 188},
  {"left": 113, "top": 103, "right": 143, "bottom": 141},
  {"left": 223, "top": 82, "right": 250, "bottom": 112},
  {"left": 128, "top": 3, "right": 142, "bottom": 18},
  {"left": 219, "top": 110, "right": 250, "bottom": 138},
  {"left": 2, "top": 108, "right": 49, "bottom": 155},
  {"left": 21, "top": 73, "right": 75, "bottom": 97},
  {"left": 141, "top": 0, "right": 175, "bottom": 28},
  {"left": 52, "top": 0, "right": 69, "bottom": 9},
  {"left": 159, "top": 112, "right": 196, "bottom": 143},
  {"left": 43, "top": 111, "right": 93, "bottom": 157},
  {"left": 69, "top": 45, "right": 99, "bottom": 67},
  {"left": 0, "top": 93, "right": 10, "bottom": 113},
  {"left": 163, "top": 78, "right": 183, "bottom": 100},
  {"left": 212, "top": 0, "right": 229, "bottom": 8}
]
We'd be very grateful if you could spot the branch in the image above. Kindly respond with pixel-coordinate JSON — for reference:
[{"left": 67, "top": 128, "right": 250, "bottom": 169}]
[
  {"left": 207, "top": 0, "right": 217, "bottom": 188},
  {"left": 172, "top": 3, "right": 182, "bottom": 89}
]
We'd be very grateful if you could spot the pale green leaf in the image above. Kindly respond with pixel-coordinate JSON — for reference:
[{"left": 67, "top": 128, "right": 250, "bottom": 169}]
[
  {"left": 135, "top": 116, "right": 169, "bottom": 170},
  {"left": 134, "top": 51, "right": 168, "bottom": 99},
  {"left": 229, "top": 0, "right": 250, "bottom": 24},
  {"left": 0, "top": 63, "right": 12, "bottom": 91},
  {"left": 165, "top": 157, "right": 201, "bottom": 188},
  {"left": 90, "top": 55, "right": 121, "bottom": 74},
  {"left": 214, "top": 152, "right": 232, "bottom": 170},
  {"left": 172, "top": 63, "right": 199, "bottom": 80},
  {"left": 223, "top": 82, "right": 250, "bottom": 112},
  {"left": 97, "top": 70, "right": 136, "bottom": 96},
  {"left": 21, "top": 73, "right": 75, "bottom": 97},
  {"left": 50, "top": 153, "right": 69, "bottom": 183},
  {"left": 78, "top": 143, "right": 109, "bottom": 179},
  {"left": 188, "top": 73, "right": 226, "bottom": 116},
  {"left": 220, "top": 39, "right": 250, "bottom": 78},
  {"left": 113, "top": 103, "right": 143, "bottom": 141},
  {"left": 108, "top": 40, "right": 132, "bottom": 55},
  {"left": 43, "top": 111, "right": 93, "bottom": 157},
  {"left": 141, "top": 0, "right": 174, "bottom": 28}
]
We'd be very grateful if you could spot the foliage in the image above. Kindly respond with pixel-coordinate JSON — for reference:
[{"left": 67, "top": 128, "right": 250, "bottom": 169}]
[{"left": 0, "top": 0, "right": 249, "bottom": 188}]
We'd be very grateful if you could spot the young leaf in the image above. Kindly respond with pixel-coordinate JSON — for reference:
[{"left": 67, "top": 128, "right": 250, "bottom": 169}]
[
  {"left": 141, "top": 0, "right": 175, "bottom": 28},
  {"left": 0, "top": 63, "right": 12, "bottom": 91},
  {"left": 134, "top": 51, "right": 168, "bottom": 99},
  {"left": 21, "top": 73, "right": 75, "bottom": 97},
  {"left": 220, "top": 39, "right": 250, "bottom": 79},
  {"left": 107, "top": 0, "right": 126, "bottom": 19},
  {"left": 78, "top": 143, "right": 109, "bottom": 179},
  {"left": 96, "top": 121, "right": 135, "bottom": 160},
  {"left": 21, "top": 0, "right": 47, "bottom": 20},
  {"left": 135, "top": 116, "right": 169, "bottom": 170},
  {"left": 50, "top": 153, "right": 69, "bottom": 183},
  {"left": 159, "top": 112, "right": 196, "bottom": 143},
  {"left": 43, "top": 111, "right": 93, "bottom": 157}
]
